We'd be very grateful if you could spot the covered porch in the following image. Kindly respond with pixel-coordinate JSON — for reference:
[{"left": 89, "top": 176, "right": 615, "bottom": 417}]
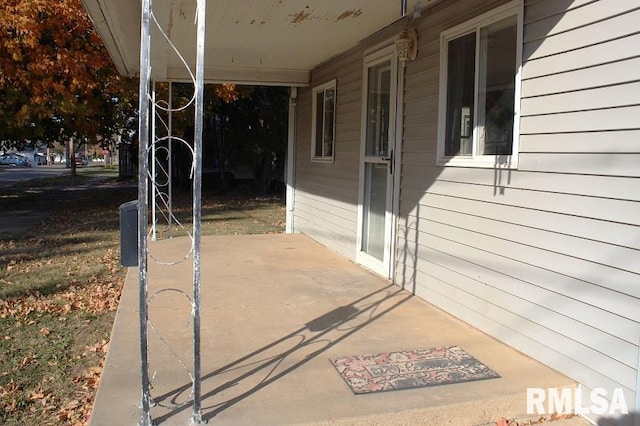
[{"left": 90, "top": 233, "right": 580, "bottom": 425}]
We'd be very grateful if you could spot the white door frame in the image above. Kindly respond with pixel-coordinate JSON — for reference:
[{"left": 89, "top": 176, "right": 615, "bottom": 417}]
[{"left": 356, "top": 43, "right": 404, "bottom": 279}]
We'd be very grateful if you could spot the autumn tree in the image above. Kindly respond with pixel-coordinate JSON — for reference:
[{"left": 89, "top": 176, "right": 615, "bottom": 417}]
[{"left": 0, "top": 0, "right": 137, "bottom": 171}]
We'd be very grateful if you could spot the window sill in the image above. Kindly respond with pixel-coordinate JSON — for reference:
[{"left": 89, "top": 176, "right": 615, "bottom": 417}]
[
  {"left": 311, "top": 156, "right": 334, "bottom": 163},
  {"left": 437, "top": 155, "right": 518, "bottom": 169}
]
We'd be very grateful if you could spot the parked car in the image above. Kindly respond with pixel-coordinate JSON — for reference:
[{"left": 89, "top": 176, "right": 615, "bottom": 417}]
[
  {"left": 74, "top": 156, "right": 87, "bottom": 167},
  {"left": 0, "top": 153, "right": 31, "bottom": 167}
]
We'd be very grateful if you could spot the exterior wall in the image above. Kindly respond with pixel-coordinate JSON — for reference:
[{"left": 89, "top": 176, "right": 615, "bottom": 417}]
[
  {"left": 293, "top": 49, "right": 364, "bottom": 260},
  {"left": 292, "top": 0, "right": 639, "bottom": 418},
  {"left": 396, "top": 0, "right": 640, "bottom": 417},
  {"left": 292, "top": 23, "right": 400, "bottom": 260}
]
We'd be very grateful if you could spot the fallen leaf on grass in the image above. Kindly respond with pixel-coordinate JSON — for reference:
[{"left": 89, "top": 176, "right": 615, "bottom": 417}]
[
  {"left": 29, "top": 388, "right": 52, "bottom": 406},
  {"left": 0, "top": 379, "right": 21, "bottom": 397},
  {"left": 21, "top": 355, "right": 37, "bottom": 367},
  {"left": 65, "top": 399, "right": 81, "bottom": 410},
  {"left": 86, "top": 339, "right": 109, "bottom": 353},
  {"left": 3, "top": 398, "right": 18, "bottom": 414},
  {"left": 6, "top": 260, "right": 17, "bottom": 271}
]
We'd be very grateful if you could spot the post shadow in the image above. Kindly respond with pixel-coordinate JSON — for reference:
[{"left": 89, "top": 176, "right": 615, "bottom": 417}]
[{"left": 150, "top": 283, "right": 413, "bottom": 424}]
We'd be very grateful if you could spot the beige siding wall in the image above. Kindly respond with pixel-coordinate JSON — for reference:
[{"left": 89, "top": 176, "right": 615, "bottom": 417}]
[
  {"left": 396, "top": 0, "right": 640, "bottom": 414},
  {"left": 292, "top": 15, "right": 406, "bottom": 260},
  {"left": 293, "top": 0, "right": 639, "bottom": 415},
  {"left": 293, "top": 44, "right": 364, "bottom": 260}
]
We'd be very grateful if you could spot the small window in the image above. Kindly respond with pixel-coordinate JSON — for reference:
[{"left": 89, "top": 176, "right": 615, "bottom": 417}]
[
  {"left": 311, "top": 80, "right": 336, "bottom": 161},
  {"left": 437, "top": 1, "right": 522, "bottom": 167}
]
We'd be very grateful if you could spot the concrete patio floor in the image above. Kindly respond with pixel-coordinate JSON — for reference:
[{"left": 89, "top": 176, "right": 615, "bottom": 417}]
[{"left": 90, "top": 234, "right": 587, "bottom": 426}]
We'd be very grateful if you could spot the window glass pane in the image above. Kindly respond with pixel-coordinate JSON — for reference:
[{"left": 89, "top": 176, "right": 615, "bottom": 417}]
[
  {"left": 479, "top": 16, "right": 517, "bottom": 155},
  {"left": 314, "top": 91, "right": 324, "bottom": 157},
  {"left": 445, "top": 32, "right": 476, "bottom": 156},
  {"left": 323, "top": 87, "right": 335, "bottom": 157},
  {"left": 365, "top": 61, "right": 391, "bottom": 157}
]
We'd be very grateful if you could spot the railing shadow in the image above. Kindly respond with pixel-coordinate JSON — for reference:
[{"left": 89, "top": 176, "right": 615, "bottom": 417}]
[{"left": 150, "top": 283, "right": 412, "bottom": 424}]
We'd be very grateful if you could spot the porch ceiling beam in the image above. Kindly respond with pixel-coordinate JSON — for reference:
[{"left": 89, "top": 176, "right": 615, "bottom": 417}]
[{"left": 163, "top": 66, "right": 310, "bottom": 87}]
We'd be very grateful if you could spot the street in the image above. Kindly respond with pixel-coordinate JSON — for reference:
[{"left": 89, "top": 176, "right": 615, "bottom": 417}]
[
  {"left": 0, "top": 163, "right": 94, "bottom": 188},
  {"left": 0, "top": 162, "right": 117, "bottom": 235}
]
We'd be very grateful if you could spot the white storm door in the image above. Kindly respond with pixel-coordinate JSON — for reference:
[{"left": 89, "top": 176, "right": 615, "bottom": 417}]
[{"left": 357, "top": 47, "right": 398, "bottom": 277}]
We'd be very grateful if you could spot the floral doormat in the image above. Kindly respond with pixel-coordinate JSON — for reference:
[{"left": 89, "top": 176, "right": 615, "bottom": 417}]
[{"left": 330, "top": 346, "right": 500, "bottom": 394}]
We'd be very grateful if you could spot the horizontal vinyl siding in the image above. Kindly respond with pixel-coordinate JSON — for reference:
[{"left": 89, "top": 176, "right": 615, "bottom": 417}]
[
  {"left": 409, "top": 205, "right": 640, "bottom": 318},
  {"left": 293, "top": 42, "right": 364, "bottom": 261},
  {"left": 519, "top": 1, "right": 640, "bottom": 412},
  {"left": 520, "top": 57, "right": 640, "bottom": 98},
  {"left": 397, "top": 0, "right": 640, "bottom": 416},
  {"left": 402, "top": 171, "right": 640, "bottom": 225},
  {"left": 402, "top": 164, "right": 640, "bottom": 201},
  {"left": 402, "top": 262, "right": 637, "bottom": 409},
  {"left": 395, "top": 237, "right": 638, "bottom": 388},
  {"left": 522, "top": 32, "right": 640, "bottom": 80},
  {"left": 523, "top": 2, "right": 640, "bottom": 58},
  {"left": 295, "top": 193, "right": 357, "bottom": 259}
]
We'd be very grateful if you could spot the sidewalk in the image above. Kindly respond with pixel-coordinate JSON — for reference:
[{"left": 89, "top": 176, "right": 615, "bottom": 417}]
[{"left": 90, "top": 233, "right": 590, "bottom": 426}]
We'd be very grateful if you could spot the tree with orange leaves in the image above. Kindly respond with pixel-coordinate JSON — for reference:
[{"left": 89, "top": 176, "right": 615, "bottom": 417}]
[{"left": 0, "top": 0, "right": 137, "bottom": 151}]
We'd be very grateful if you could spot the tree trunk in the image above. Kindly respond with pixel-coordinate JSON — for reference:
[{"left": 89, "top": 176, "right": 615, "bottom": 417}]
[
  {"left": 254, "top": 152, "right": 274, "bottom": 195},
  {"left": 69, "top": 139, "right": 77, "bottom": 176}
]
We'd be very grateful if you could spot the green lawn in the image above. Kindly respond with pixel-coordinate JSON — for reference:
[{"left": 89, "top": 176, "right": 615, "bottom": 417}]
[{"left": 0, "top": 172, "right": 284, "bottom": 425}]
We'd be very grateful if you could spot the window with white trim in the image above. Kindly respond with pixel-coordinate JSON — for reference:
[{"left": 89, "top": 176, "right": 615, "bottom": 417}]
[
  {"left": 437, "top": 1, "right": 522, "bottom": 167},
  {"left": 311, "top": 80, "right": 336, "bottom": 161}
]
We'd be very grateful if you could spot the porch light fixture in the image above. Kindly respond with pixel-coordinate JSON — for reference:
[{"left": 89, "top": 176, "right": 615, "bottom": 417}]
[
  {"left": 395, "top": 27, "right": 418, "bottom": 64},
  {"left": 396, "top": 0, "right": 420, "bottom": 64}
]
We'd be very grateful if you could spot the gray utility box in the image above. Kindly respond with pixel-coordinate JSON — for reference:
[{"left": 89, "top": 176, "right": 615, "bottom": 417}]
[{"left": 119, "top": 200, "right": 138, "bottom": 267}]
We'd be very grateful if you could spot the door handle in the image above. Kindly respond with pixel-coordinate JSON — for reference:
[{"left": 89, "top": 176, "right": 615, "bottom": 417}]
[{"left": 381, "top": 149, "right": 393, "bottom": 175}]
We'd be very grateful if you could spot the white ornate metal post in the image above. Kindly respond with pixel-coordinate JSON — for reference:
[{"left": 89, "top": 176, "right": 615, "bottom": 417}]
[
  {"left": 191, "top": 0, "right": 206, "bottom": 423},
  {"left": 136, "top": 0, "right": 207, "bottom": 424},
  {"left": 136, "top": 0, "right": 153, "bottom": 424}
]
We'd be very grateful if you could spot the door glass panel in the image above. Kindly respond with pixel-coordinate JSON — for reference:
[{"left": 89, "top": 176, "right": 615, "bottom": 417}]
[
  {"left": 362, "top": 163, "right": 387, "bottom": 260},
  {"left": 365, "top": 62, "right": 391, "bottom": 157}
]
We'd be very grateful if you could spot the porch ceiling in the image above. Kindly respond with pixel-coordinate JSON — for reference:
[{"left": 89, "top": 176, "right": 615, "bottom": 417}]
[{"left": 81, "top": 0, "right": 422, "bottom": 86}]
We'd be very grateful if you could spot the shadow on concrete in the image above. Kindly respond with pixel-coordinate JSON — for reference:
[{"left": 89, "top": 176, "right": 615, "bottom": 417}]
[{"left": 151, "top": 284, "right": 411, "bottom": 424}]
